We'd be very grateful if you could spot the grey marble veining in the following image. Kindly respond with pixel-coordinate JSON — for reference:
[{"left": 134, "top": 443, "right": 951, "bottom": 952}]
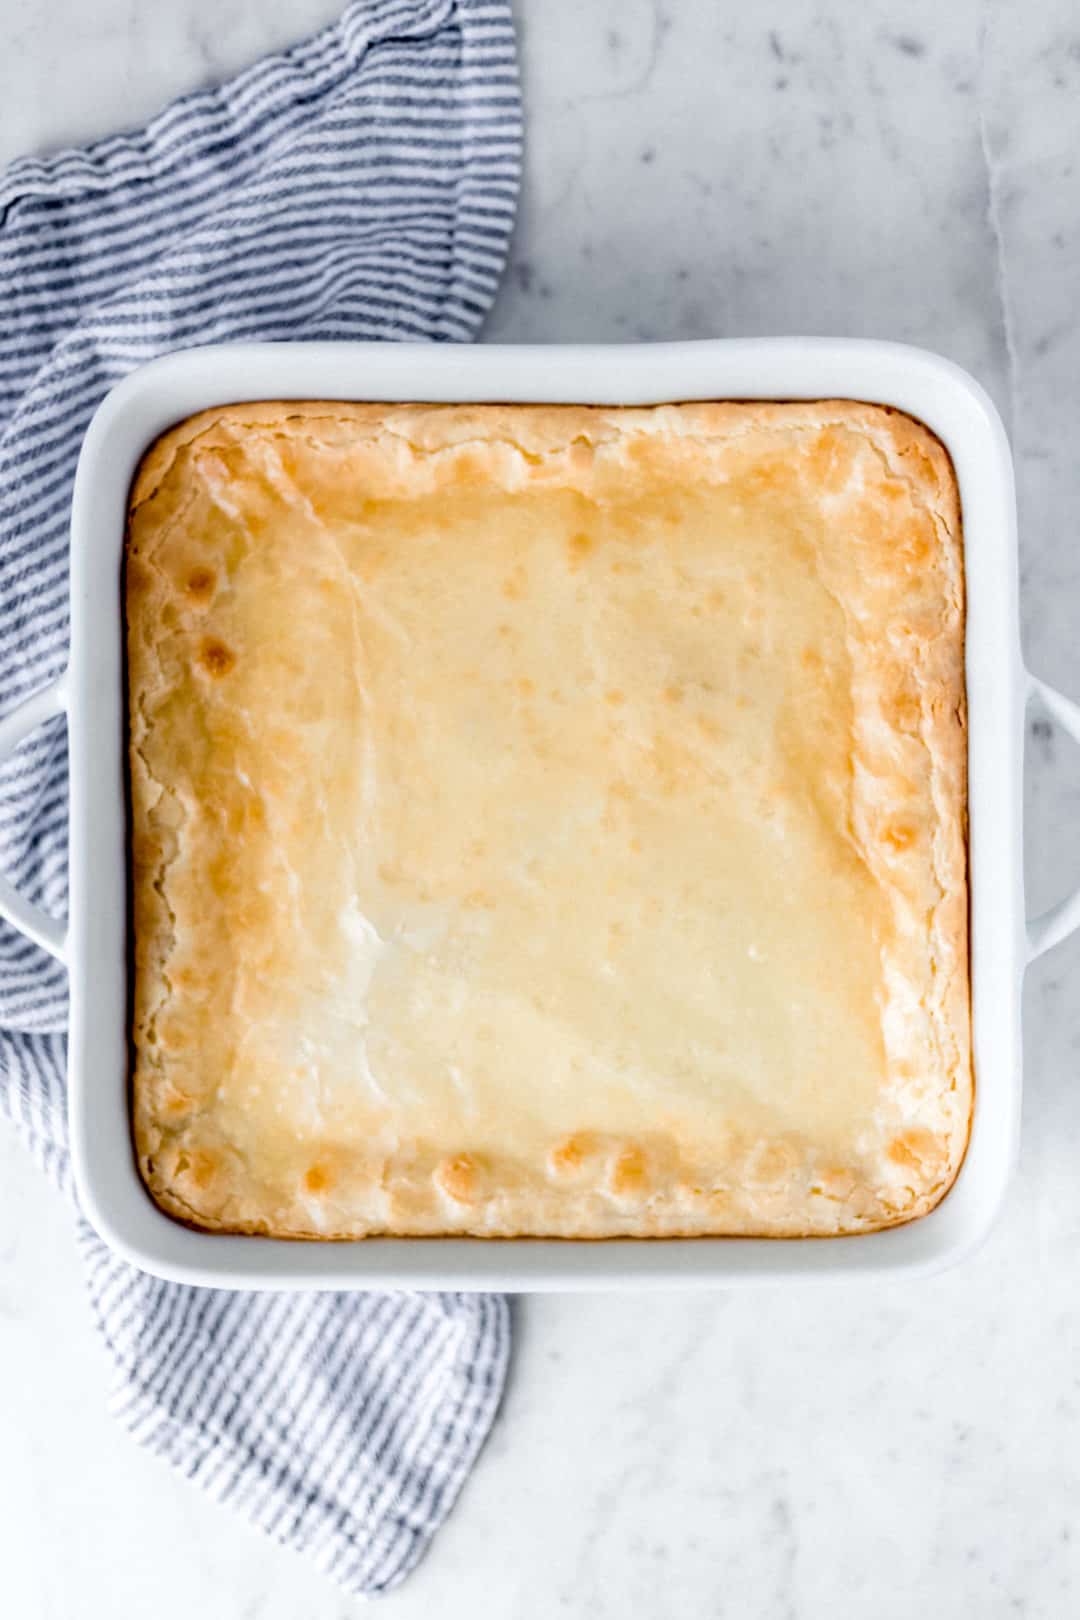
[{"left": 2, "top": 2, "right": 1080, "bottom": 1616}]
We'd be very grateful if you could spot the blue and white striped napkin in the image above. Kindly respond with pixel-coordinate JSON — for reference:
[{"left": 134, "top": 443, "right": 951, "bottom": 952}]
[{"left": 0, "top": 0, "right": 520, "bottom": 1595}]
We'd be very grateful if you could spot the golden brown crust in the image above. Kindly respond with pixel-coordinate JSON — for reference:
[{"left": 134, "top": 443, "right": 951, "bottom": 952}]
[{"left": 126, "top": 400, "right": 970, "bottom": 1239}]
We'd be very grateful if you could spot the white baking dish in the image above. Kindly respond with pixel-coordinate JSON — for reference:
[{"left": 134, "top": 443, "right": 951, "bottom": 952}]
[{"left": 1, "top": 338, "right": 1076, "bottom": 1291}]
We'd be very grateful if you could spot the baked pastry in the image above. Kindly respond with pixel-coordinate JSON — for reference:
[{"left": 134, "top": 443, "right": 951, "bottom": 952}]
[{"left": 126, "top": 400, "right": 970, "bottom": 1239}]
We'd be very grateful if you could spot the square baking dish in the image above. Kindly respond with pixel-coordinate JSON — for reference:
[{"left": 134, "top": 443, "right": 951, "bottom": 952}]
[{"left": 2, "top": 338, "right": 1074, "bottom": 1290}]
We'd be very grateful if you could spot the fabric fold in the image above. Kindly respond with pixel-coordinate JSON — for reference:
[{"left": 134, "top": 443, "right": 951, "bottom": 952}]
[{"left": 0, "top": 0, "right": 520, "bottom": 1594}]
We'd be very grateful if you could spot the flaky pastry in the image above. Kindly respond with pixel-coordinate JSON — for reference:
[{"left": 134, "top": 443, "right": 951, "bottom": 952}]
[{"left": 126, "top": 400, "right": 971, "bottom": 1238}]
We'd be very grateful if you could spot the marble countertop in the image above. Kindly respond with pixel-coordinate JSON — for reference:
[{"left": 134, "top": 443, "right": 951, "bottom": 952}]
[{"left": 3, "top": 1, "right": 1080, "bottom": 1615}]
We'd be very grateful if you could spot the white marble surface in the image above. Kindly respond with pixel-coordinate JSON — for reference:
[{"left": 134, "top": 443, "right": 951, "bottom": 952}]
[{"left": 3, "top": 0, "right": 1080, "bottom": 1614}]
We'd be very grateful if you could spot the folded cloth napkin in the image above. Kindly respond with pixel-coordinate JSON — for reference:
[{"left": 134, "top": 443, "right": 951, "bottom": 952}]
[{"left": 0, "top": 0, "right": 519, "bottom": 1595}]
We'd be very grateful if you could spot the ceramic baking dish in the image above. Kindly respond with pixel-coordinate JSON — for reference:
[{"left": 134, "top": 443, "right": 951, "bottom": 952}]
[{"left": 1, "top": 338, "right": 1075, "bottom": 1291}]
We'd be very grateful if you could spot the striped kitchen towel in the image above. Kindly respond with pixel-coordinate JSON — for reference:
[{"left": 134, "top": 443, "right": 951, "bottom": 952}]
[{"left": 0, "top": 0, "right": 519, "bottom": 1596}]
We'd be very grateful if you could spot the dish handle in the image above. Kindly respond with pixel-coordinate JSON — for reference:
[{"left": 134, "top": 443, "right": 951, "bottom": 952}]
[
  {"left": 1026, "top": 674, "right": 1080, "bottom": 961},
  {"left": 0, "top": 677, "right": 69, "bottom": 963}
]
